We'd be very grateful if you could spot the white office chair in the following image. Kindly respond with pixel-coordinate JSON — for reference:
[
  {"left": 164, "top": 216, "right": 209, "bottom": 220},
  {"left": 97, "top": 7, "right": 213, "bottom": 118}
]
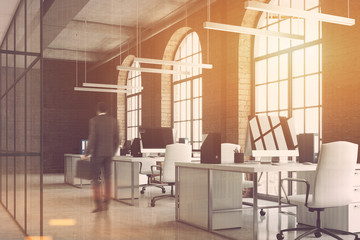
[
  {"left": 150, "top": 143, "right": 192, "bottom": 207},
  {"left": 277, "top": 141, "right": 359, "bottom": 240},
  {"left": 139, "top": 159, "right": 166, "bottom": 194}
]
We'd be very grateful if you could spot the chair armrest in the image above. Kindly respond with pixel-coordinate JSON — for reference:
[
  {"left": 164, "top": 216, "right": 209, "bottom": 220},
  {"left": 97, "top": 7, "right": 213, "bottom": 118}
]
[
  {"left": 150, "top": 165, "right": 162, "bottom": 182},
  {"left": 281, "top": 178, "right": 310, "bottom": 207},
  {"left": 139, "top": 162, "right": 143, "bottom": 173}
]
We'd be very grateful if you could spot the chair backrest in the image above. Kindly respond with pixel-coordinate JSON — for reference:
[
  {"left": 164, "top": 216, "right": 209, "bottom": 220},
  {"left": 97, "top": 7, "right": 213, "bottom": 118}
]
[
  {"left": 162, "top": 143, "right": 192, "bottom": 182},
  {"left": 221, "top": 143, "right": 240, "bottom": 164},
  {"left": 312, "top": 141, "right": 358, "bottom": 208}
]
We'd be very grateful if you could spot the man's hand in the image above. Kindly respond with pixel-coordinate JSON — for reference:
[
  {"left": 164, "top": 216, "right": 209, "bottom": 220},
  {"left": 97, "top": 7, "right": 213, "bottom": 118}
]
[{"left": 81, "top": 155, "right": 89, "bottom": 160}]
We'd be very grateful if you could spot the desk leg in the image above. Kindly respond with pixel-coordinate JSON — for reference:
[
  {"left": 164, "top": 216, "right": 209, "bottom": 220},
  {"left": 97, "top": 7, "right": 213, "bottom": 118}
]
[
  {"left": 208, "top": 169, "right": 213, "bottom": 232},
  {"left": 113, "top": 161, "right": 117, "bottom": 200},
  {"left": 131, "top": 162, "right": 134, "bottom": 206},
  {"left": 175, "top": 166, "right": 179, "bottom": 220},
  {"left": 278, "top": 172, "right": 282, "bottom": 212},
  {"left": 253, "top": 172, "right": 258, "bottom": 239}
]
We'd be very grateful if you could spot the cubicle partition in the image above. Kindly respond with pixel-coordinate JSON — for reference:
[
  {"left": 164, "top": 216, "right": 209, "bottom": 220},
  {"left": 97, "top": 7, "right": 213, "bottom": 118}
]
[{"left": 0, "top": 0, "right": 43, "bottom": 236}]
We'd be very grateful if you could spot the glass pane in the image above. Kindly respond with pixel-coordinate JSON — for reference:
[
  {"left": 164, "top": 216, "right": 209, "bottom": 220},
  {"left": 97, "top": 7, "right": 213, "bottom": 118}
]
[
  {"left": 279, "top": 54, "right": 288, "bottom": 80},
  {"left": 291, "top": 18, "right": 304, "bottom": 47},
  {"left": 292, "top": 49, "right": 304, "bottom": 77},
  {"left": 16, "top": 157, "right": 25, "bottom": 229},
  {"left": 279, "top": 81, "right": 288, "bottom": 110},
  {"left": 293, "top": 109, "right": 304, "bottom": 134},
  {"left": 255, "top": 60, "right": 267, "bottom": 85},
  {"left": 8, "top": 157, "right": 15, "bottom": 215},
  {"left": 16, "top": 1, "right": 26, "bottom": 52},
  {"left": 305, "top": 108, "right": 319, "bottom": 133},
  {"left": 268, "top": 56, "right": 278, "bottom": 83},
  {"left": 305, "top": 45, "right": 319, "bottom": 74},
  {"left": 174, "top": 102, "right": 180, "bottom": 122},
  {"left": 268, "top": 82, "right": 278, "bottom": 111},
  {"left": 292, "top": 77, "right": 304, "bottom": 108},
  {"left": 254, "top": 35, "right": 267, "bottom": 57},
  {"left": 27, "top": 156, "right": 41, "bottom": 236},
  {"left": 181, "top": 122, "right": 186, "bottom": 138},
  {"left": 193, "top": 98, "right": 199, "bottom": 119},
  {"left": 305, "top": 17, "right": 319, "bottom": 43},
  {"left": 199, "top": 98, "right": 202, "bottom": 118},
  {"left": 255, "top": 85, "right": 267, "bottom": 113},
  {"left": 268, "top": 24, "right": 279, "bottom": 54},
  {"left": 8, "top": 22, "right": 15, "bottom": 51},
  {"left": 193, "top": 120, "right": 199, "bottom": 141},
  {"left": 279, "top": 19, "right": 290, "bottom": 50},
  {"left": 186, "top": 100, "right": 191, "bottom": 121},
  {"left": 27, "top": 0, "right": 41, "bottom": 53},
  {"left": 16, "top": 78, "right": 25, "bottom": 151},
  {"left": 180, "top": 101, "right": 186, "bottom": 121},
  {"left": 193, "top": 78, "right": 199, "bottom": 98},
  {"left": 1, "top": 52, "right": 6, "bottom": 96},
  {"left": 305, "top": 75, "right": 319, "bottom": 107},
  {"left": 180, "top": 82, "right": 186, "bottom": 99}
]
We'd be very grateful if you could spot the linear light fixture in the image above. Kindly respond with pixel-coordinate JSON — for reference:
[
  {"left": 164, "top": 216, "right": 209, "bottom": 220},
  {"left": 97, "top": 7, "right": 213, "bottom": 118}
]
[
  {"left": 245, "top": 1, "right": 355, "bottom": 26},
  {"left": 83, "top": 83, "right": 143, "bottom": 90},
  {"left": 134, "top": 57, "right": 213, "bottom": 69},
  {"left": 74, "top": 87, "right": 129, "bottom": 94},
  {"left": 203, "top": 21, "right": 304, "bottom": 40},
  {"left": 117, "top": 65, "right": 189, "bottom": 75}
]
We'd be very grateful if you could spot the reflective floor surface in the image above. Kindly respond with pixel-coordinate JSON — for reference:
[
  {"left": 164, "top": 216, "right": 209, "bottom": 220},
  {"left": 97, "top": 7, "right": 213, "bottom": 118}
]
[{"left": 0, "top": 174, "right": 357, "bottom": 240}]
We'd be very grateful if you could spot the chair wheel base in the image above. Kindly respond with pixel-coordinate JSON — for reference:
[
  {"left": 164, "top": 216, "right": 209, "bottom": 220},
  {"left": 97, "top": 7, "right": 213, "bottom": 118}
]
[
  {"left": 151, "top": 201, "right": 155, "bottom": 207},
  {"left": 314, "top": 231, "right": 321, "bottom": 238},
  {"left": 162, "top": 188, "right": 166, "bottom": 193},
  {"left": 276, "top": 233, "right": 284, "bottom": 240},
  {"left": 140, "top": 190, "right": 145, "bottom": 194}
]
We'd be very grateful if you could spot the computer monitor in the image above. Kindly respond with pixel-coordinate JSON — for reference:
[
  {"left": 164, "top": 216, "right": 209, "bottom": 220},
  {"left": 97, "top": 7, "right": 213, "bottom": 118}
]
[
  {"left": 245, "top": 115, "right": 298, "bottom": 162},
  {"left": 140, "top": 128, "right": 175, "bottom": 154}
]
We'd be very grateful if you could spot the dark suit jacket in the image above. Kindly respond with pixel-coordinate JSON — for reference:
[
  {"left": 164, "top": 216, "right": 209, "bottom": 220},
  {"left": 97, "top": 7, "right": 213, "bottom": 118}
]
[{"left": 85, "top": 114, "right": 120, "bottom": 158}]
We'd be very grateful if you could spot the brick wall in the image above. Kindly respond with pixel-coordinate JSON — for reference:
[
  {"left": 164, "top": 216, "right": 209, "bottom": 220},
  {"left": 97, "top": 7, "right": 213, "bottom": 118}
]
[{"left": 322, "top": 0, "right": 360, "bottom": 162}]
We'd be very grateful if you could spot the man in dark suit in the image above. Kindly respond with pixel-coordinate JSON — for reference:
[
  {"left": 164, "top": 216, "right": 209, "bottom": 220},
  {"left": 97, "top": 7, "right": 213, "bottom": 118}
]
[{"left": 82, "top": 102, "right": 120, "bottom": 213}]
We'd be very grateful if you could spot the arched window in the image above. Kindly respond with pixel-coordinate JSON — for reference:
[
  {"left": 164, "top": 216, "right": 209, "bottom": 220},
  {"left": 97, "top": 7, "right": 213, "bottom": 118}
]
[
  {"left": 254, "top": 0, "right": 322, "bottom": 196},
  {"left": 126, "top": 61, "right": 142, "bottom": 140},
  {"left": 173, "top": 32, "right": 202, "bottom": 150}
]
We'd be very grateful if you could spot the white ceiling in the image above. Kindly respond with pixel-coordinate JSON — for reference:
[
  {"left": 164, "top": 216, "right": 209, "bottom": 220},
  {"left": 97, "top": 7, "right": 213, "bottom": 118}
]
[
  {"left": 0, "top": 0, "right": 211, "bottom": 64},
  {"left": 0, "top": 0, "right": 21, "bottom": 45},
  {"left": 43, "top": 0, "right": 209, "bottom": 63}
]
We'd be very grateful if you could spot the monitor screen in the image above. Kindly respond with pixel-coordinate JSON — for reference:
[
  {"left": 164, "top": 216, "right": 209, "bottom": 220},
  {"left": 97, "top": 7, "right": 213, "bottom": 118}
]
[{"left": 140, "top": 128, "right": 174, "bottom": 149}]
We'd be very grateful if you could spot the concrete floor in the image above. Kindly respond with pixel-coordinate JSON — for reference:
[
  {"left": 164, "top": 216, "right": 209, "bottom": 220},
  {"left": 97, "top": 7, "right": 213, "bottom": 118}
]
[{"left": 0, "top": 174, "right": 357, "bottom": 240}]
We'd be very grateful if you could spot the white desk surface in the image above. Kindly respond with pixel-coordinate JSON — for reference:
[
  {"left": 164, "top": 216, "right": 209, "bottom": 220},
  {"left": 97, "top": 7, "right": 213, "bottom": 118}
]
[{"left": 175, "top": 161, "right": 318, "bottom": 173}]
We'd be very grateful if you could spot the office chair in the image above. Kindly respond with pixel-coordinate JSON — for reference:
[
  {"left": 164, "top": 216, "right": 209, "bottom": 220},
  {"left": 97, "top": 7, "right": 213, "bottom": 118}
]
[
  {"left": 150, "top": 143, "right": 192, "bottom": 207},
  {"left": 277, "top": 141, "right": 359, "bottom": 240},
  {"left": 139, "top": 159, "right": 166, "bottom": 194}
]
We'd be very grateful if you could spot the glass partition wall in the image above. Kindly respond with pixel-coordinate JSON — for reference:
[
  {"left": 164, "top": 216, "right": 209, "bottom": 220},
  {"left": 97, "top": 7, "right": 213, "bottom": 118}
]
[{"left": 0, "top": 0, "right": 42, "bottom": 236}]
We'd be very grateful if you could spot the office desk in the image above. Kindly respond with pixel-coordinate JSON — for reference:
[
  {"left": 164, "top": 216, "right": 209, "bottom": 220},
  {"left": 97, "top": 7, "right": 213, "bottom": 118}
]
[
  {"left": 175, "top": 162, "right": 317, "bottom": 239},
  {"left": 64, "top": 154, "right": 162, "bottom": 205}
]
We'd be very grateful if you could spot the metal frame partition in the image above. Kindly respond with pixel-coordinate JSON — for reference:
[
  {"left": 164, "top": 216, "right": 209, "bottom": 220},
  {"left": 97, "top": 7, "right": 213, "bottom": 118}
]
[{"left": 0, "top": 0, "right": 43, "bottom": 237}]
